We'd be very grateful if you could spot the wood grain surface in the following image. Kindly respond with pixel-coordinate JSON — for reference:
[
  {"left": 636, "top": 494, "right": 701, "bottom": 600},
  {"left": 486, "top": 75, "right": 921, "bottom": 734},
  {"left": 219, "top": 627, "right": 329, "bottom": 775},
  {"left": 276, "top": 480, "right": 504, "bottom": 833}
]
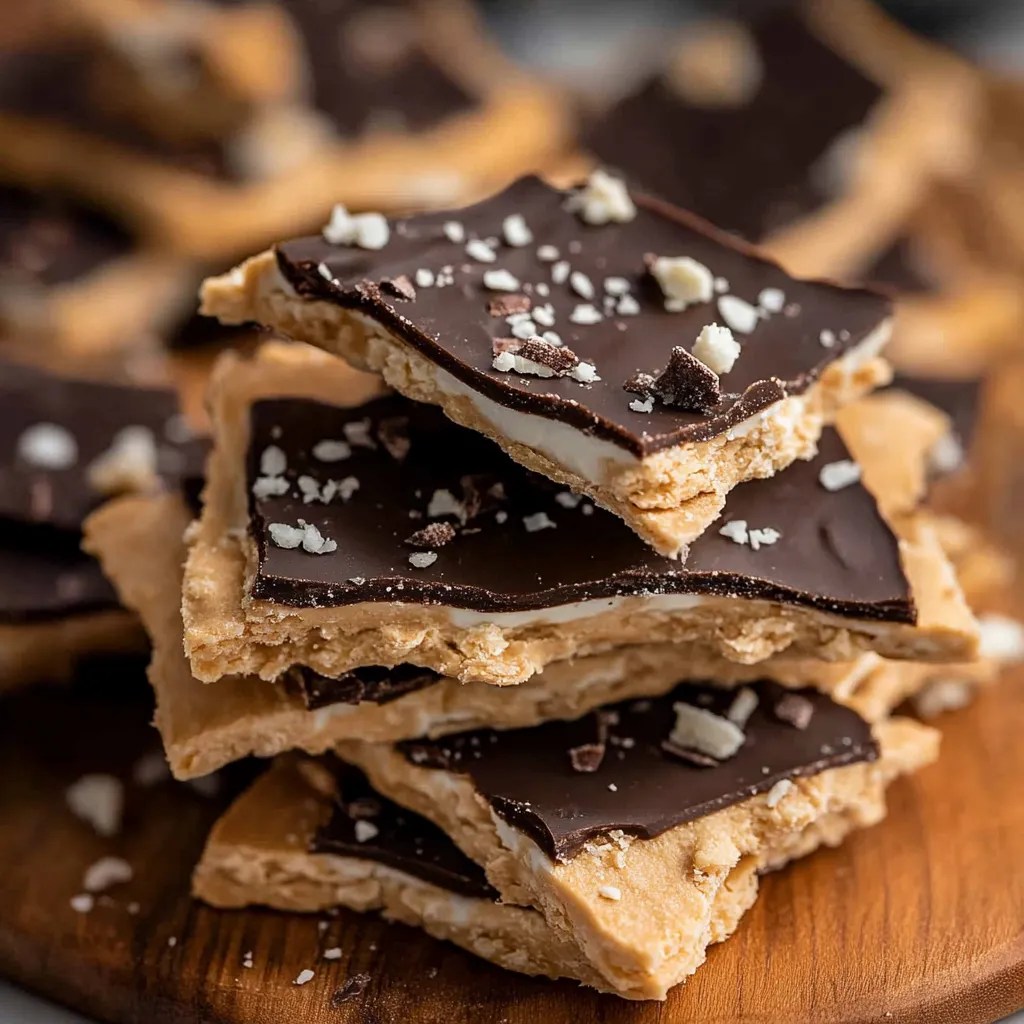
[{"left": 0, "top": 660, "right": 1021, "bottom": 1024}]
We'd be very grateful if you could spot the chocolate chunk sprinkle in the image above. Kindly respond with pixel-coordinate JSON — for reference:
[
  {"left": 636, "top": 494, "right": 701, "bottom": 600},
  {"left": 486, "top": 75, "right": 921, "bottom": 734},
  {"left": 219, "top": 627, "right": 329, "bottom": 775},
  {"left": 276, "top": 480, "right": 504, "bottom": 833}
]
[
  {"left": 460, "top": 473, "right": 505, "bottom": 521},
  {"left": 381, "top": 275, "right": 416, "bottom": 301},
  {"left": 330, "top": 974, "right": 371, "bottom": 1007},
  {"left": 488, "top": 293, "right": 532, "bottom": 318},
  {"left": 405, "top": 521, "right": 456, "bottom": 548},
  {"left": 623, "top": 371, "right": 656, "bottom": 398},
  {"left": 568, "top": 743, "right": 606, "bottom": 773},
  {"left": 517, "top": 338, "right": 580, "bottom": 375},
  {"left": 345, "top": 796, "right": 381, "bottom": 820},
  {"left": 376, "top": 416, "right": 410, "bottom": 461},
  {"left": 660, "top": 740, "right": 720, "bottom": 768},
  {"left": 653, "top": 346, "right": 721, "bottom": 411},
  {"left": 774, "top": 693, "right": 815, "bottom": 730}
]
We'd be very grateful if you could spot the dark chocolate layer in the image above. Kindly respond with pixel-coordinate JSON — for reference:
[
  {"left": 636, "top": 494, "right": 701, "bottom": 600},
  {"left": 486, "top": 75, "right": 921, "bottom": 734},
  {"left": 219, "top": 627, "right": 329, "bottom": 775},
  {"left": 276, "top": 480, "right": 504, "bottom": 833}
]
[
  {"left": 247, "top": 393, "right": 914, "bottom": 621},
  {"left": 288, "top": 663, "right": 441, "bottom": 711},
  {"left": 584, "top": 10, "right": 882, "bottom": 243},
  {"left": 894, "top": 374, "right": 982, "bottom": 453},
  {"left": 277, "top": 176, "right": 890, "bottom": 458},
  {"left": 398, "top": 680, "right": 878, "bottom": 861},
  {"left": 0, "top": 186, "right": 134, "bottom": 288},
  {"left": 0, "top": 520, "right": 118, "bottom": 621},
  {"left": 313, "top": 758, "right": 496, "bottom": 899},
  {"left": 283, "top": 0, "right": 474, "bottom": 136},
  {"left": 0, "top": 360, "right": 207, "bottom": 532}
]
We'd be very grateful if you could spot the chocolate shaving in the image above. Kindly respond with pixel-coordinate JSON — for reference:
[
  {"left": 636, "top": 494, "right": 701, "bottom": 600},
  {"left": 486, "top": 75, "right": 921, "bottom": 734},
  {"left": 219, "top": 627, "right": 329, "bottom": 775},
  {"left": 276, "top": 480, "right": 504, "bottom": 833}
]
[
  {"left": 654, "top": 347, "right": 721, "bottom": 412},
  {"left": 623, "top": 371, "right": 656, "bottom": 398},
  {"left": 381, "top": 275, "right": 416, "bottom": 301},
  {"left": 773, "top": 693, "right": 815, "bottom": 730},
  {"left": 330, "top": 974, "right": 371, "bottom": 1007},
  {"left": 568, "top": 742, "right": 606, "bottom": 773},
  {"left": 488, "top": 293, "right": 532, "bottom": 318},
  {"left": 517, "top": 338, "right": 580, "bottom": 375},
  {"left": 660, "top": 740, "right": 720, "bottom": 768},
  {"left": 405, "top": 521, "right": 456, "bottom": 548},
  {"left": 377, "top": 416, "right": 410, "bottom": 461}
]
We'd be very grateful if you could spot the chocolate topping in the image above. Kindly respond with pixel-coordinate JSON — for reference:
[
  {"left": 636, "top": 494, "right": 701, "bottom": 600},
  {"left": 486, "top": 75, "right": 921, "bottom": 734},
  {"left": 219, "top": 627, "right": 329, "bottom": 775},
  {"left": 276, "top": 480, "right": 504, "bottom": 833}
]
[
  {"left": 331, "top": 975, "right": 371, "bottom": 1007},
  {"left": 398, "top": 681, "right": 878, "bottom": 861},
  {"left": 568, "top": 743, "right": 606, "bottom": 773},
  {"left": 651, "top": 346, "right": 722, "bottom": 411},
  {"left": 0, "top": 361, "right": 208, "bottom": 532},
  {"left": 488, "top": 294, "right": 532, "bottom": 318},
  {"left": 287, "top": 663, "right": 441, "bottom": 711},
  {"left": 276, "top": 176, "right": 890, "bottom": 457},
  {"left": 405, "top": 521, "right": 455, "bottom": 549},
  {"left": 893, "top": 374, "right": 982, "bottom": 454},
  {"left": 585, "top": 10, "right": 882, "bottom": 242},
  {"left": 312, "top": 759, "right": 496, "bottom": 899},
  {"left": 247, "top": 394, "right": 914, "bottom": 622},
  {"left": 0, "top": 186, "right": 133, "bottom": 288}
]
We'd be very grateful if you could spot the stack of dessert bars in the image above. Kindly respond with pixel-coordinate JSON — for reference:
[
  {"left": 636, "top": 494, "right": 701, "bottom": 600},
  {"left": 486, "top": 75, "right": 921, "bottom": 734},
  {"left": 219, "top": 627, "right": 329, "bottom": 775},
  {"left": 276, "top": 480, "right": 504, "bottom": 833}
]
[{"left": 87, "top": 171, "right": 1007, "bottom": 1000}]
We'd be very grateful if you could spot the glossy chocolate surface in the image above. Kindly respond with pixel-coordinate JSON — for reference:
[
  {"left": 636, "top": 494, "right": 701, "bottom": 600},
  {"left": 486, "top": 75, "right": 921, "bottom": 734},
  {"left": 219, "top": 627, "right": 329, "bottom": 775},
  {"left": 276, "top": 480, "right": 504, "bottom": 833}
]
[
  {"left": 313, "top": 758, "right": 496, "bottom": 899},
  {"left": 277, "top": 177, "right": 890, "bottom": 457},
  {"left": 399, "top": 680, "right": 878, "bottom": 861},
  {"left": 247, "top": 393, "right": 913, "bottom": 621},
  {"left": 584, "top": 10, "right": 882, "bottom": 242}
]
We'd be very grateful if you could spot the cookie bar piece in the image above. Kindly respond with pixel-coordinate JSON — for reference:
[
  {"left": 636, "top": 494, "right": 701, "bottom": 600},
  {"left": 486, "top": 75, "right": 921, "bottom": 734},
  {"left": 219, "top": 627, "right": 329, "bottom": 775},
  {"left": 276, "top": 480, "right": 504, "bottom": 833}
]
[
  {"left": 0, "top": 4, "right": 569, "bottom": 260},
  {"left": 0, "top": 359, "right": 205, "bottom": 689},
  {"left": 181, "top": 344, "right": 975, "bottom": 687},
  {"left": 194, "top": 755, "right": 623, "bottom": 996},
  {"left": 583, "top": 6, "right": 978, "bottom": 281},
  {"left": 0, "top": 186, "right": 192, "bottom": 354},
  {"left": 338, "top": 688, "right": 938, "bottom": 999},
  {"left": 202, "top": 174, "right": 894, "bottom": 557},
  {"left": 86, "top": 488, "right": 963, "bottom": 777}
]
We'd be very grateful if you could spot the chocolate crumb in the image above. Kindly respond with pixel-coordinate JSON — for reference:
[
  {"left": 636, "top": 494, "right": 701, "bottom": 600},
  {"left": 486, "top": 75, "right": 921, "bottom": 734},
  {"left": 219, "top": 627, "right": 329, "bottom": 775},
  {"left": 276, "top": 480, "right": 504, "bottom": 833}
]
[
  {"left": 660, "top": 740, "right": 720, "bottom": 768},
  {"left": 345, "top": 797, "right": 381, "bottom": 820},
  {"left": 460, "top": 474, "right": 505, "bottom": 521},
  {"left": 623, "top": 371, "right": 656, "bottom": 398},
  {"left": 330, "top": 974, "right": 371, "bottom": 1007},
  {"left": 568, "top": 742, "right": 606, "bottom": 773},
  {"left": 488, "top": 293, "right": 532, "bottom": 318},
  {"left": 653, "top": 347, "right": 721, "bottom": 411},
  {"left": 376, "top": 416, "right": 410, "bottom": 461},
  {"left": 774, "top": 693, "right": 815, "bottom": 730},
  {"left": 406, "top": 522, "right": 456, "bottom": 548},
  {"left": 517, "top": 338, "right": 580, "bottom": 375},
  {"left": 381, "top": 275, "right": 416, "bottom": 301}
]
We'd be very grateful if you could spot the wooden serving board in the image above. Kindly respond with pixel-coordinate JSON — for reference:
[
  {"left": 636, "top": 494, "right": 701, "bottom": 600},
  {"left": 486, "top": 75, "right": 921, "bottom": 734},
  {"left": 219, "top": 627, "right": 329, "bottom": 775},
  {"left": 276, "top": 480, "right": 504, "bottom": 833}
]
[{"left": 0, "top": 664, "right": 1021, "bottom": 1024}]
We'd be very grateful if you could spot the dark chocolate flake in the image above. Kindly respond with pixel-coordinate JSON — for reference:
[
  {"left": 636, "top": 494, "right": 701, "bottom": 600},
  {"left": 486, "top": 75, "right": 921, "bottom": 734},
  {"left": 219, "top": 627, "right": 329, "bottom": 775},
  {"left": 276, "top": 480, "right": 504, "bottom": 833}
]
[
  {"left": 569, "top": 743, "right": 606, "bottom": 773},
  {"left": 376, "top": 416, "right": 411, "bottom": 461},
  {"left": 654, "top": 346, "right": 722, "bottom": 412},
  {"left": 488, "top": 293, "right": 532, "bottom": 318},
  {"left": 516, "top": 338, "right": 580, "bottom": 376},
  {"left": 406, "top": 521, "right": 456, "bottom": 548},
  {"left": 381, "top": 275, "right": 416, "bottom": 301},
  {"left": 774, "top": 693, "right": 815, "bottom": 730},
  {"left": 660, "top": 740, "right": 720, "bottom": 768},
  {"left": 331, "top": 974, "right": 371, "bottom": 1007},
  {"left": 623, "top": 371, "right": 656, "bottom": 398}
]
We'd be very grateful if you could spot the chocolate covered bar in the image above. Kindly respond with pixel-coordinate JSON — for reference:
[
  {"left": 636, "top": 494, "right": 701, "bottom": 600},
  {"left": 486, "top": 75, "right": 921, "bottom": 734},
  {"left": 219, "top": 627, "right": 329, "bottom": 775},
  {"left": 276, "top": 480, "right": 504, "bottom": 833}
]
[{"left": 201, "top": 174, "right": 894, "bottom": 556}]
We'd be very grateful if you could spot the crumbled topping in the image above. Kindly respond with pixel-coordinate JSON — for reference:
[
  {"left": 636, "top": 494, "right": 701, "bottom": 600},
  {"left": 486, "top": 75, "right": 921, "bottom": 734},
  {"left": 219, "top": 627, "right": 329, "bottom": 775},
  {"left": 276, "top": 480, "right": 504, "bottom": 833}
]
[
  {"left": 323, "top": 948, "right": 343, "bottom": 961},
  {"left": 408, "top": 551, "right": 438, "bottom": 569},
  {"left": 294, "top": 969, "right": 315, "bottom": 986},
  {"left": 714, "top": 277, "right": 729, "bottom": 293},
  {"left": 465, "top": 239, "right": 496, "bottom": 263},
  {"left": 616, "top": 294, "right": 640, "bottom": 316},
  {"left": 757, "top": 287, "right": 785, "bottom": 313},
  {"left": 977, "top": 614, "right": 1024, "bottom": 662},
  {"left": 312, "top": 439, "right": 351, "bottom": 462},
  {"left": 333, "top": 477, "right": 360, "bottom": 502},
  {"left": 66, "top": 774, "right": 123, "bottom": 837},
  {"left": 570, "top": 271, "right": 595, "bottom": 300},
  {"left": 668, "top": 701, "right": 745, "bottom": 759},
  {"left": 717, "top": 294, "right": 759, "bottom": 334},
  {"left": 427, "top": 488, "right": 465, "bottom": 522},
  {"left": 773, "top": 693, "right": 815, "bottom": 730},
  {"left": 568, "top": 170, "right": 636, "bottom": 225},
  {"left": 406, "top": 522, "right": 456, "bottom": 548},
  {"left": 692, "top": 323, "right": 740, "bottom": 375},
  {"left": 603, "top": 276, "right": 631, "bottom": 296},
  {"left": 415, "top": 268, "right": 435, "bottom": 288},
  {"left": 495, "top": 510, "right": 508, "bottom": 524},
  {"left": 531, "top": 303, "right": 555, "bottom": 327},
  {"left": 913, "top": 678, "right": 973, "bottom": 719},
  {"left": 819, "top": 329, "right": 836, "bottom": 348},
  {"left": 17, "top": 422, "right": 78, "bottom": 469},
  {"left": 354, "top": 820, "right": 379, "bottom": 843},
  {"left": 573, "top": 361, "right": 601, "bottom": 383},
  {"left": 542, "top": 330, "right": 563, "bottom": 346},
  {"left": 726, "top": 688, "right": 759, "bottom": 727},
  {"left": 551, "top": 260, "right": 571, "bottom": 284},
  {"left": 568, "top": 742, "right": 606, "bottom": 773},
  {"left": 343, "top": 419, "right": 376, "bottom": 449},
  {"left": 523, "top": 511, "right": 556, "bottom": 533},
  {"left": 83, "top": 856, "right": 133, "bottom": 893},
  {"left": 243, "top": 952, "right": 254, "bottom": 969},
  {"left": 765, "top": 779, "right": 794, "bottom": 808},
  {"left": 168, "top": 936, "right": 178, "bottom": 948},
  {"left": 442, "top": 221, "right": 465, "bottom": 243},
  {"left": 629, "top": 396, "right": 653, "bottom": 413},
  {"left": 382, "top": 275, "right": 416, "bottom": 301},
  {"left": 597, "top": 885, "right": 622, "bottom": 901},
  {"left": 719, "top": 520, "right": 749, "bottom": 545},
  {"left": 657, "top": 345, "right": 722, "bottom": 411},
  {"left": 492, "top": 338, "right": 590, "bottom": 380},
  {"left": 537, "top": 244, "right": 559, "bottom": 262},
  {"left": 748, "top": 527, "right": 781, "bottom": 550},
  {"left": 509, "top": 319, "right": 539, "bottom": 340},
  {"left": 377, "top": 417, "right": 410, "bottom": 461},
  {"left": 649, "top": 256, "right": 713, "bottom": 311},
  {"left": 483, "top": 268, "right": 520, "bottom": 292},
  {"left": 570, "top": 303, "right": 602, "bottom": 325},
  {"left": 268, "top": 521, "right": 338, "bottom": 554},
  {"left": 252, "top": 475, "right": 290, "bottom": 500},
  {"left": 87, "top": 426, "right": 159, "bottom": 496},
  {"left": 260, "top": 445, "right": 287, "bottom": 475},
  {"left": 322, "top": 205, "right": 389, "bottom": 249},
  {"left": 554, "top": 491, "right": 582, "bottom": 509},
  {"left": 819, "top": 459, "right": 861, "bottom": 491},
  {"left": 502, "top": 213, "right": 533, "bottom": 247},
  {"left": 488, "top": 293, "right": 531, "bottom": 318},
  {"left": 70, "top": 894, "right": 94, "bottom": 914}
]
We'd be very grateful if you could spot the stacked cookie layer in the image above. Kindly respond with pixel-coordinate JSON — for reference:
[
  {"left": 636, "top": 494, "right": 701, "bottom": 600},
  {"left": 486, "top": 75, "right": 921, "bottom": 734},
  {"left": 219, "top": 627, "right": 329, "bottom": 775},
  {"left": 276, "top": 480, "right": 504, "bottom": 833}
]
[{"left": 82, "top": 166, "right": 1017, "bottom": 1000}]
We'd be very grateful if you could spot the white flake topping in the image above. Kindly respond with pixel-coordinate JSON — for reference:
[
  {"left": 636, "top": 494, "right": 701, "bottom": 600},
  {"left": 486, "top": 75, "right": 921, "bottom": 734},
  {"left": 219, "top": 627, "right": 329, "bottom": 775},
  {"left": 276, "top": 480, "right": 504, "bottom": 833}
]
[
  {"left": 669, "top": 702, "right": 745, "bottom": 759},
  {"left": 820, "top": 329, "right": 836, "bottom": 348},
  {"left": 572, "top": 362, "right": 601, "bottom": 383},
  {"left": 570, "top": 304, "right": 602, "bottom": 325},
  {"left": 692, "top": 322, "right": 740, "bottom": 374},
  {"left": 87, "top": 426, "right": 159, "bottom": 496},
  {"left": 523, "top": 512, "right": 557, "bottom": 533},
  {"left": 531, "top": 303, "right": 555, "bottom": 327},
  {"left": 629, "top": 396, "right": 654, "bottom": 413},
  {"left": 598, "top": 885, "right": 622, "bottom": 901},
  {"left": 354, "top": 820, "right": 380, "bottom": 843},
  {"left": 748, "top": 527, "right": 781, "bottom": 550},
  {"left": 465, "top": 239, "right": 496, "bottom": 263},
  {"left": 603, "top": 276, "right": 631, "bottom": 296},
  {"left": 261, "top": 445, "right": 287, "bottom": 476},
  {"left": 819, "top": 459, "right": 861, "bottom": 491},
  {"left": 252, "top": 475, "right": 289, "bottom": 500},
  {"left": 913, "top": 679, "right": 973, "bottom": 720},
  {"left": 415, "top": 268, "right": 435, "bottom": 288},
  {"left": 719, "top": 519, "right": 779, "bottom": 549},
  {"left": 66, "top": 774, "right": 123, "bottom": 837},
  {"left": 570, "top": 271, "right": 595, "bottom": 300},
  {"left": 536, "top": 244, "right": 559, "bottom": 262},
  {"left": 616, "top": 294, "right": 640, "bottom": 316},
  {"left": 427, "top": 488, "right": 465, "bottom": 521},
  {"left": 717, "top": 294, "right": 759, "bottom": 334},
  {"left": 554, "top": 491, "right": 582, "bottom": 508},
  {"left": 294, "top": 969, "right": 315, "bottom": 986},
  {"left": 70, "top": 894, "right": 95, "bottom": 914},
  {"left": 342, "top": 419, "right": 376, "bottom": 448},
  {"left": 719, "top": 520, "right": 749, "bottom": 545},
  {"left": 757, "top": 287, "right": 786, "bottom": 313},
  {"left": 483, "top": 268, "right": 520, "bottom": 291},
  {"left": 713, "top": 276, "right": 729, "bottom": 293},
  {"left": 651, "top": 256, "right": 713, "bottom": 311},
  {"left": 551, "top": 260, "right": 571, "bottom": 284},
  {"left": 765, "top": 779, "right": 794, "bottom": 808},
  {"left": 569, "top": 170, "right": 636, "bottom": 225},
  {"left": 312, "top": 439, "right": 351, "bottom": 462},
  {"left": 322, "top": 205, "right": 389, "bottom": 249},
  {"left": 17, "top": 422, "right": 78, "bottom": 469},
  {"left": 977, "top": 613, "right": 1024, "bottom": 662},
  {"left": 268, "top": 521, "right": 337, "bottom": 554},
  {"left": 408, "top": 551, "right": 438, "bottom": 568},
  {"left": 442, "top": 221, "right": 465, "bottom": 243},
  {"left": 83, "top": 856, "right": 133, "bottom": 893},
  {"left": 726, "top": 688, "right": 759, "bottom": 727},
  {"left": 502, "top": 213, "right": 533, "bottom": 247}
]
